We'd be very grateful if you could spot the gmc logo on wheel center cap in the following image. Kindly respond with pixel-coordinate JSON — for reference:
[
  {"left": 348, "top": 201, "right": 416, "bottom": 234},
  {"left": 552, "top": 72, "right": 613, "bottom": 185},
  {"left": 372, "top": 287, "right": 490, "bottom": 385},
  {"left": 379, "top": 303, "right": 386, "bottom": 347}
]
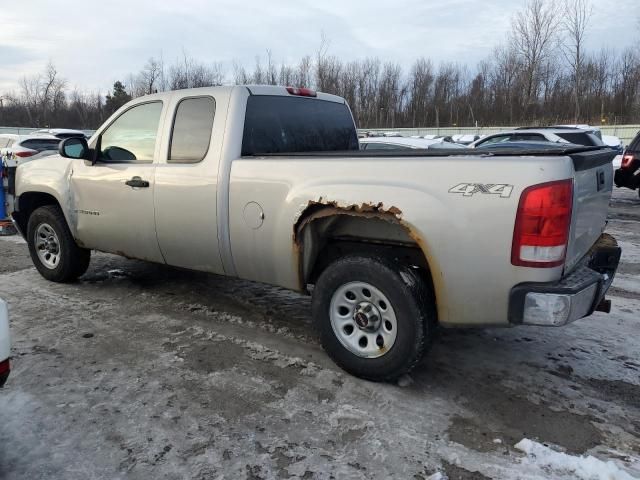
[{"left": 354, "top": 312, "right": 369, "bottom": 328}]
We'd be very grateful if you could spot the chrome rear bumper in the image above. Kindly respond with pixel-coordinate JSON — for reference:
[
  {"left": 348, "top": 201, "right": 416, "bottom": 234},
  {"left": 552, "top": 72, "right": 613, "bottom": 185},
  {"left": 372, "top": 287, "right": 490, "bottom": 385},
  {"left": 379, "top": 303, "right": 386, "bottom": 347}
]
[{"left": 509, "top": 234, "right": 620, "bottom": 326}]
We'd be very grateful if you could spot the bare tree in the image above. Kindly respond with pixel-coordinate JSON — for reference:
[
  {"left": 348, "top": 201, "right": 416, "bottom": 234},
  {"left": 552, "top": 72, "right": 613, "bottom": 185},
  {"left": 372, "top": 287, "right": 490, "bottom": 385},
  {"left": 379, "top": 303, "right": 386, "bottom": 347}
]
[
  {"left": 510, "top": 0, "right": 562, "bottom": 113},
  {"left": 3, "top": 39, "right": 640, "bottom": 130},
  {"left": 562, "top": 0, "right": 593, "bottom": 121},
  {"left": 141, "top": 57, "right": 161, "bottom": 94}
]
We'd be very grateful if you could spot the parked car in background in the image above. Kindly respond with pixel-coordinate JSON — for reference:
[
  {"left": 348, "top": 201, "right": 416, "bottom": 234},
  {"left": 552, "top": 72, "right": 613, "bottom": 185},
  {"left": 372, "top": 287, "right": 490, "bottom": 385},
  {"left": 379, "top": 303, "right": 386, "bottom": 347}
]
[
  {"left": 475, "top": 140, "right": 579, "bottom": 151},
  {"left": 0, "top": 299, "right": 10, "bottom": 387},
  {"left": 33, "top": 128, "right": 88, "bottom": 139},
  {"left": 470, "top": 130, "right": 569, "bottom": 148},
  {"left": 602, "top": 135, "right": 624, "bottom": 155},
  {"left": 1, "top": 134, "right": 64, "bottom": 219},
  {"left": 614, "top": 130, "right": 640, "bottom": 197},
  {"left": 451, "top": 134, "right": 480, "bottom": 145},
  {"left": 411, "top": 135, "right": 455, "bottom": 142},
  {"left": 552, "top": 124, "right": 602, "bottom": 139},
  {"left": 0, "top": 134, "right": 62, "bottom": 161},
  {"left": 532, "top": 126, "right": 604, "bottom": 145},
  {"left": 471, "top": 127, "right": 605, "bottom": 148},
  {"left": 359, "top": 137, "right": 464, "bottom": 150}
]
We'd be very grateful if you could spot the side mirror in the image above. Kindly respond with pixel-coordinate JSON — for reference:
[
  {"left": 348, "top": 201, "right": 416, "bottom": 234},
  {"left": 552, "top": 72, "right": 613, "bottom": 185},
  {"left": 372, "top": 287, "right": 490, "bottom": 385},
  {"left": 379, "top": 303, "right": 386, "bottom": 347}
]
[{"left": 59, "top": 137, "right": 89, "bottom": 160}]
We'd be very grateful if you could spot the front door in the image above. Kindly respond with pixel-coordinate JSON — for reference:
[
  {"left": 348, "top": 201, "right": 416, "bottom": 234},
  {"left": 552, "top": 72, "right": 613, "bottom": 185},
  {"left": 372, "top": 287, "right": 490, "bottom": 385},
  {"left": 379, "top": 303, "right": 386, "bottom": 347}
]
[{"left": 70, "top": 100, "right": 165, "bottom": 263}]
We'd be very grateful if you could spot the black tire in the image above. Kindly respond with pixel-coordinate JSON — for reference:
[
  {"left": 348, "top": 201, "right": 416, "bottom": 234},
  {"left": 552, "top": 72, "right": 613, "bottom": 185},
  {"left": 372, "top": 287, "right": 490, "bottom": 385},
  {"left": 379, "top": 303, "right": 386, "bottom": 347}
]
[
  {"left": 312, "top": 255, "right": 436, "bottom": 382},
  {"left": 27, "top": 205, "right": 91, "bottom": 282}
]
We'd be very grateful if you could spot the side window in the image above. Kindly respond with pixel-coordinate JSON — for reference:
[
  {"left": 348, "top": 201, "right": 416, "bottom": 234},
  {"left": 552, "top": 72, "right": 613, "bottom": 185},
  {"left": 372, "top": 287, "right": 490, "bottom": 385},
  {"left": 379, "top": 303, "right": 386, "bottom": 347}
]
[
  {"left": 169, "top": 97, "right": 215, "bottom": 163},
  {"left": 100, "top": 102, "right": 163, "bottom": 162},
  {"left": 480, "top": 135, "right": 509, "bottom": 146},
  {"left": 514, "top": 134, "right": 544, "bottom": 141}
]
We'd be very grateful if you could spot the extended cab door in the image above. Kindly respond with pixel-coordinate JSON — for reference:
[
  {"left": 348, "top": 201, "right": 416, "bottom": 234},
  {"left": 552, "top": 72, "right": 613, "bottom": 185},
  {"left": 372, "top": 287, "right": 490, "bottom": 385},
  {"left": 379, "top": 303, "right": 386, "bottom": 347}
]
[
  {"left": 70, "top": 100, "right": 165, "bottom": 262},
  {"left": 153, "top": 93, "right": 226, "bottom": 274}
]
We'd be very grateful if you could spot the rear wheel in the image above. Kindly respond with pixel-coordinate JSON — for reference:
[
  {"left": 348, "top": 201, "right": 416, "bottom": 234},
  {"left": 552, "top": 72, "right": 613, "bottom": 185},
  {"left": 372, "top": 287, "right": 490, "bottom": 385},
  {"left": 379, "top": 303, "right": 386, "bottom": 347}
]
[
  {"left": 27, "top": 205, "right": 91, "bottom": 282},
  {"left": 312, "top": 255, "right": 435, "bottom": 381}
]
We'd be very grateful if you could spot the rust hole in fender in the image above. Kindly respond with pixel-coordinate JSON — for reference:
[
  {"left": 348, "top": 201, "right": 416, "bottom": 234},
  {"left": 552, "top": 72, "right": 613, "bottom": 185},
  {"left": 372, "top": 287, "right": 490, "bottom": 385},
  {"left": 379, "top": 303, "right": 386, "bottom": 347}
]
[
  {"left": 293, "top": 197, "right": 404, "bottom": 244},
  {"left": 292, "top": 198, "right": 408, "bottom": 290}
]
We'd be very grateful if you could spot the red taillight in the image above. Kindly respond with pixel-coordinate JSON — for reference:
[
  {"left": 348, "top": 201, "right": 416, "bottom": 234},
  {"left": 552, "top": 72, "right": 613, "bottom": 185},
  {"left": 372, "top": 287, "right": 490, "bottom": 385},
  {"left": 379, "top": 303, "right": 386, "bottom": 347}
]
[
  {"left": 512, "top": 179, "right": 573, "bottom": 268},
  {"left": 0, "top": 359, "right": 9, "bottom": 375},
  {"left": 15, "top": 150, "right": 36, "bottom": 158},
  {"left": 621, "top": 154, "right": 634, "bottom": 169},
  {"left": 286, "top": 86, "right": 317, "bottom": 97}
]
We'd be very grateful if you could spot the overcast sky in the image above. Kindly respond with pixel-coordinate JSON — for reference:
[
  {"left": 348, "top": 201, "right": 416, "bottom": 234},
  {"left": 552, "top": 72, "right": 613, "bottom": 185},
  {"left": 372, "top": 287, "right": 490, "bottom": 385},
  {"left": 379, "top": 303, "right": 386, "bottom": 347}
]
[{"left": 0, "top": 0, "right": 637, "bottom": 95}]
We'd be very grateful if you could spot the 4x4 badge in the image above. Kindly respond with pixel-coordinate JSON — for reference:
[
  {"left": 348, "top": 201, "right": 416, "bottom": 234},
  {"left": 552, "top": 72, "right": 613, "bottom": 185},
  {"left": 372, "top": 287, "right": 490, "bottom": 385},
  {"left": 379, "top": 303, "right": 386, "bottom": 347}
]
[{"left": 449, "top": 183, "right": 514, "bottom": 198}]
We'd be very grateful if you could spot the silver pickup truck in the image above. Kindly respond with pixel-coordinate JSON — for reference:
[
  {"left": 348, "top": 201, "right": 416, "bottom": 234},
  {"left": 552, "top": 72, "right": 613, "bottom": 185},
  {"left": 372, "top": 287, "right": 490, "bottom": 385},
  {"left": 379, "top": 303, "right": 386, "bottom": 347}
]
[{"left": 11, "top": 85, "right": 621, "bottom": 381}]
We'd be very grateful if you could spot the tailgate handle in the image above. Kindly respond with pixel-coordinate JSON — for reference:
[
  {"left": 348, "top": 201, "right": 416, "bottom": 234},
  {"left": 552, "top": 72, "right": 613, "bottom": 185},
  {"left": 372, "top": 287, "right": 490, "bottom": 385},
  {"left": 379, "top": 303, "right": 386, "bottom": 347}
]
[{"left": 596, "top": 169, "right": 605, "bottom": 191}]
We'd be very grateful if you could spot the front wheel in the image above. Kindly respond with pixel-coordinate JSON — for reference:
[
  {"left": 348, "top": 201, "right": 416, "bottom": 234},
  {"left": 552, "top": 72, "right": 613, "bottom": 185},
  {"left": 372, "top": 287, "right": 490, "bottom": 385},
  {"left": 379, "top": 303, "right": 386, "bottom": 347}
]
[
  {"left": 27, "top": 205, "right": 91, "bottom": 282},
  {"left": 312, "top": 255, "right": 435, "bottom": 382}
]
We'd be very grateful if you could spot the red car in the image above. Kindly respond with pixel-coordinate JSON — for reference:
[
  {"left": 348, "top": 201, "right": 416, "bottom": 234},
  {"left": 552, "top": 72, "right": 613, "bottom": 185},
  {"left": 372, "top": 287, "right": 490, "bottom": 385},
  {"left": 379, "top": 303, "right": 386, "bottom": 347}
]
[
  {"left": 614, "top": 130, "right": 640, "bottom": 198},
  {"left": 0, "top": 299, "right": 9, "bottom": 387}
]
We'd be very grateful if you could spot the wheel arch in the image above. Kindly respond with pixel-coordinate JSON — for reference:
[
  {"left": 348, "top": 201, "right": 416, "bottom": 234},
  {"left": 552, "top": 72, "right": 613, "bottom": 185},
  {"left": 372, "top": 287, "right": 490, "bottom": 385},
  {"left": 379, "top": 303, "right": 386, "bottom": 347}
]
[
  {"left": 13, "top": 191, "right": 64, "bottom": 239},
  {"left": 293, "top": 203, "right": 440, "bottom": 322}
]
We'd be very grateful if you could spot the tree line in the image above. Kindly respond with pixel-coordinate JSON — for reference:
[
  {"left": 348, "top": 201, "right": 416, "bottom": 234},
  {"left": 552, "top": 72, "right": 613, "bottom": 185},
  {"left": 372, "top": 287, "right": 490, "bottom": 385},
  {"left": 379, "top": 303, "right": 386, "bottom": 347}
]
[{"left": 1, "top": 0, "right": 639, "bottom": 130}]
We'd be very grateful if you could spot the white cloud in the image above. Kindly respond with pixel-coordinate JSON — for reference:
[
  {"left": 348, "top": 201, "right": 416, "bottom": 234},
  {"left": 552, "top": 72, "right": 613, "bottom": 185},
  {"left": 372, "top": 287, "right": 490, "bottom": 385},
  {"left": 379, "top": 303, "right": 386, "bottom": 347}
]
[{"left": 0, "top": 0, "right": 637, "bottom": 94}]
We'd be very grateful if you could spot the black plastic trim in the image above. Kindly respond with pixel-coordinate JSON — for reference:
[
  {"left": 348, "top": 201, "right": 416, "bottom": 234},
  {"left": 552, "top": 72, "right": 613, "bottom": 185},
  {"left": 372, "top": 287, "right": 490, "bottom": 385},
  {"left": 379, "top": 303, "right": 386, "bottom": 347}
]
[
  {"left": 570, "top": 148, "right": 617, "bottom": 172},
  {"left": 247, "top": 145, "right": 610, "bottom": 159}
]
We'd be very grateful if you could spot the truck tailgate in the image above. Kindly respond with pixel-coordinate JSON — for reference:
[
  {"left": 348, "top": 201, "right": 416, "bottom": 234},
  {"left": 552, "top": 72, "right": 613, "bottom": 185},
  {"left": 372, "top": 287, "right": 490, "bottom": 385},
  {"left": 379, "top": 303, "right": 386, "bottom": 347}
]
[{"left": 565, "top": 148, "right": 616, "bottom": 271}]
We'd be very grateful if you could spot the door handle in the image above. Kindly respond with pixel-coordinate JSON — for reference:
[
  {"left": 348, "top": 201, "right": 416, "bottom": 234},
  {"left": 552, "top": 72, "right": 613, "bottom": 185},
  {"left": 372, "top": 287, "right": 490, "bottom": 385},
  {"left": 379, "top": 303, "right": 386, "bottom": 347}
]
[{"left": 125, "top": 176, "right": 150, "bottom": 188}]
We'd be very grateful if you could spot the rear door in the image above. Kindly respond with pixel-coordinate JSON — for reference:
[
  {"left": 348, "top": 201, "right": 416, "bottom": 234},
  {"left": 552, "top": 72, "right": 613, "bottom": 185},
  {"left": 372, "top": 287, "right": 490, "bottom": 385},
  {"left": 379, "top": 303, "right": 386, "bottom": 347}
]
[
  {"left": 565, "top": 149, "right": 616, "bottom": 271},
  {"left": 70, "top": 100, "right": 165, "bottom": 262},
  {"left": 153, "top": 93, "right": 226, "bottom": 274}
]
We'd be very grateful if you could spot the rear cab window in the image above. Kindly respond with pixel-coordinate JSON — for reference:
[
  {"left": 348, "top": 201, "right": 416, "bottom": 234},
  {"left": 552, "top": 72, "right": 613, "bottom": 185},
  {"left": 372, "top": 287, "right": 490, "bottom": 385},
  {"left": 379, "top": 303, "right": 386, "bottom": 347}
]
[
  {"left": 169, "top": 96, "right": 215, "bottom": 163},
  {"left": 241, "top": 96, "right": 358, "bottom": 155}
]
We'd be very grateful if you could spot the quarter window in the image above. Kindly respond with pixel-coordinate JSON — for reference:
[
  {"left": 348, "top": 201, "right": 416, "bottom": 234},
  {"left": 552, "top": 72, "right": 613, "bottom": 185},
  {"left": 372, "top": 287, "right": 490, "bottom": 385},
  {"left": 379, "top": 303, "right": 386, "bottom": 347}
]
[
  {"left": 99, "top": 102, "right": 163, "bottom": 162},
  {"left": 169, "top": 97, "right": 215, "bottom": 163}
]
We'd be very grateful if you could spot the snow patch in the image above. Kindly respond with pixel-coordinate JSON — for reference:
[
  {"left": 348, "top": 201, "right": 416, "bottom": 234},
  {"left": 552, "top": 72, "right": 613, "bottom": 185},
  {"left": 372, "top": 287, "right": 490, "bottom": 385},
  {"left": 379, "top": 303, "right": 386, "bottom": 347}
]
[
  {"left": 515, "top": 438, "right": 638, "bottom": 480},
  {"left": 427, "top": 473, "right": 446, "bottom": 480}
]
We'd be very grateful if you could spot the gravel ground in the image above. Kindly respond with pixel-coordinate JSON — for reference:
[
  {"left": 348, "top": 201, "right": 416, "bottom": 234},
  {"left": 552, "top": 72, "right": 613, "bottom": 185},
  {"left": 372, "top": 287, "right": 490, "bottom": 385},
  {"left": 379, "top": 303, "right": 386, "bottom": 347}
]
[{"left": 0, "top": 188, "right": 639, "bottom": 480}]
